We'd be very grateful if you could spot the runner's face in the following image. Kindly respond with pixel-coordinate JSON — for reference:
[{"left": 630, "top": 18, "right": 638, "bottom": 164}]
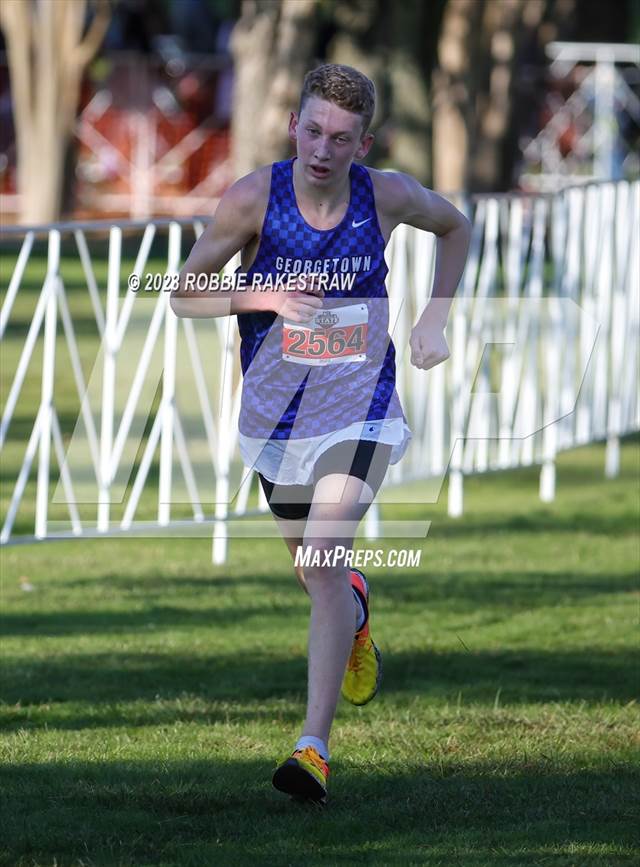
[{"left": 289, "top": 97, "right": 373, "bottom": 186}]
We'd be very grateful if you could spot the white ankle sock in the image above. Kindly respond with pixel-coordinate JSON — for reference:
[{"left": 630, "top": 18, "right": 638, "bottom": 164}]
[
  {"left": 352, "top": 587, "right": 367, "bottom": 632},
  {"left": 295, "top": 736, "right": 329, "bottom": 761}
]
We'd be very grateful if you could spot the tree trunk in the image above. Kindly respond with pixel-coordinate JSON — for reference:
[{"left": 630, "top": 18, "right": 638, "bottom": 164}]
[
  {"left": 433, "top": 0, "right": 578, "bottom": 193},
  {"left": 432, "top": 0, "right": 482, "bottom": 192},
  {"left": 386, "top": 0, "right": 440, "bottom": 185},
  {"left": 230, "top": 0, "right": 318, "bottom": 179},
  {"left": 230, "top": 1, "right": 279, "bottom": 180},
  {"left": 326, "top": 0, "right": 388, "bottom": 163},
  {"left": 0, "top": 0, "right": 110, "bottom": 224},
  {"left": 468, "top": 0, "right": 536, "bottom": 191}
]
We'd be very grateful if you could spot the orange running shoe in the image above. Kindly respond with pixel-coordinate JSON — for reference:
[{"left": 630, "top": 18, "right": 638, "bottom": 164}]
[
  {"left": 341, "top": 569, "right": 382, "bottom": 706},
  {"left": 272, "top": 746, "right": 329, "bottom": 804}
]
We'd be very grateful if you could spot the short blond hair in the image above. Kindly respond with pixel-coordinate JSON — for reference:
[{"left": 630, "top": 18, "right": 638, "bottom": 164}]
[{"left": 300, "top": 64, "right": 376, "bottom": 134}]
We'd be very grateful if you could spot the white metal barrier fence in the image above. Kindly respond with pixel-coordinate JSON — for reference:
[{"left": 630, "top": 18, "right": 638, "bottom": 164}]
[{"left": 1, "top": 180, "right": 638, "bottom": 562}]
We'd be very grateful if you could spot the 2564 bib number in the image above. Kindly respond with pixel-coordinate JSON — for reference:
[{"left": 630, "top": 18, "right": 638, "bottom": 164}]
[{"left": 282, "top": 304, "right": 368, "bottom": 365}]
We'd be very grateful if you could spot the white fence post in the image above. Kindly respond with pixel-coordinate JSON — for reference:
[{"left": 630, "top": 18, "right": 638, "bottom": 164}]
[
  {"left": 98, "top": 227, "right": 121, "bottom": 532},
  {"left": 158, "top": 222, "right": 181, "bottom": 526},
  {"left": 35, "top": 231, "right": 60, "bottom": 538}
]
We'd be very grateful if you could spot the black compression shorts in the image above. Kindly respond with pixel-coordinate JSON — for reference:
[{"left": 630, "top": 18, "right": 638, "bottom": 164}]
[{"left": 257, "top": 439, "right": 392, "bottom": 521}]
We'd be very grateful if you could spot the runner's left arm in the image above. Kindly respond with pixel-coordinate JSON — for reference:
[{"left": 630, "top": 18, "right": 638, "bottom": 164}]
[{"left": 383, "top": 173, "right": 471, "bottom": 370}]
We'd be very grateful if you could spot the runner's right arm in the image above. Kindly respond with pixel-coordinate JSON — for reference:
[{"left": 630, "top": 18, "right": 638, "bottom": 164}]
[{"left": 170, "top": 173, "right": 323, "bottom": 322}]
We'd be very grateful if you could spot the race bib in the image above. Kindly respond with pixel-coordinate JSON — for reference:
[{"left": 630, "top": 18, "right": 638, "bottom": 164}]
[{"left": 282, "top": 303, "right": 368, "bottom": 365}]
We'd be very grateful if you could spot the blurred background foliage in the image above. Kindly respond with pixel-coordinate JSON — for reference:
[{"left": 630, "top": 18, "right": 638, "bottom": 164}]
[{"left": 1, "top": 0, "right": 638, "bottom": 222}]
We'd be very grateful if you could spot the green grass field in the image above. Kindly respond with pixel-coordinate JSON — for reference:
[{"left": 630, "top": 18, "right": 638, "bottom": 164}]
[{"left": 1, "top": 437, "right": 639, "bottom": 866}]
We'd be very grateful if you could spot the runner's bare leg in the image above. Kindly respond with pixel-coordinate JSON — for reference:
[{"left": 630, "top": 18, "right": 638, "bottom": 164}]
[
  {"left": 273, "top": 523, "right": 309, "bottom": 594},
  {"left": 298, "top": 473, "right": 375, "bottom": 747}
]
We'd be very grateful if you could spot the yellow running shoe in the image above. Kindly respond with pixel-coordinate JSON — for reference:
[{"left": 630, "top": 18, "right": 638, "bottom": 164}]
[
  {"left": 272, "top": 746, "right": 329, "bottom": 805},
  {"left": 341, "top": 569, "right": 382, "bottom": 706}
]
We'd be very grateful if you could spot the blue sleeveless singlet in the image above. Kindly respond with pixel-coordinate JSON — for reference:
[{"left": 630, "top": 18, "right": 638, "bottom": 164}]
[{"left": 237, "top": 158, "right": 407, "bottom": 441}]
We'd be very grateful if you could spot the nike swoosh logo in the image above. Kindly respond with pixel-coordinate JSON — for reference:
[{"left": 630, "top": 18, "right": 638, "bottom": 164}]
[{"left": 351, "top": 218, "right": 372, "bottom": 228}]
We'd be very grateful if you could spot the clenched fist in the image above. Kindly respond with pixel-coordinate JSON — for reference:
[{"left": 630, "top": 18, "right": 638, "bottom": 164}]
[{"left": 410, "top": 312, "right": 450, "bottom": 370}]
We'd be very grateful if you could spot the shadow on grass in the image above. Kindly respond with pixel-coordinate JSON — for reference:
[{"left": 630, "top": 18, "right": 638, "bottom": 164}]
[
  {"left": 1, "top": 643, "right": 636, "bottom": 733},
  {"left": 7, "top": 566, "right": 634, "bottom": 638},
  {"left": 377, "top": 567, "right": 639, "bottom": 609},
  {"left": 0, "top": 599, "right": 306, "bottom": 637},
  {"left": 1, "top": 759, "right": 637, "bottom": 866}
]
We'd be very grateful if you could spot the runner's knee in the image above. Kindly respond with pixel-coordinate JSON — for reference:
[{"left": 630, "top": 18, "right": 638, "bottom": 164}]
[{"left": 300, "top": 539, "right": 351, "bottom": 584}]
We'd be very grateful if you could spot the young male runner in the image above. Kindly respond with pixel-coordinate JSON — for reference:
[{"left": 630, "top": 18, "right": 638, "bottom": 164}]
[{"left": 171, "top": 64, "right": 470, "bottom": 804}]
